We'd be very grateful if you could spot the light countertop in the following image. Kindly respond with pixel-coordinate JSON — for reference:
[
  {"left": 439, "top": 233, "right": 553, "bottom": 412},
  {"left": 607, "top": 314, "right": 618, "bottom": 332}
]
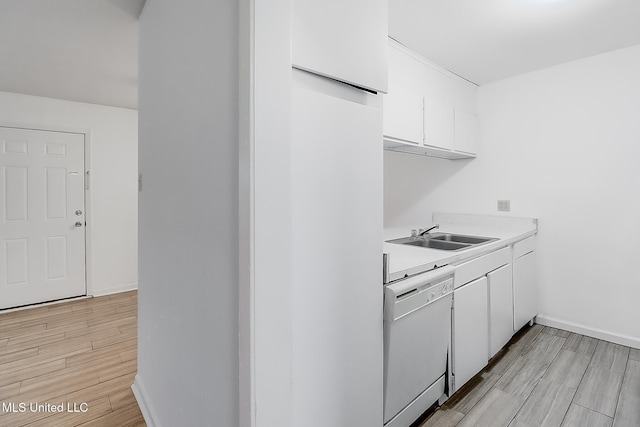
[{"left": 384, "top": 213, "right": 537, "bottom": 283}]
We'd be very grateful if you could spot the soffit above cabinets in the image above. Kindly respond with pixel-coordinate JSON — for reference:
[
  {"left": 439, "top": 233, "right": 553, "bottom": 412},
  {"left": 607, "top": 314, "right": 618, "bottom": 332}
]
[{"left": 389, "top": 0, "right": 640, "bottom": 85}]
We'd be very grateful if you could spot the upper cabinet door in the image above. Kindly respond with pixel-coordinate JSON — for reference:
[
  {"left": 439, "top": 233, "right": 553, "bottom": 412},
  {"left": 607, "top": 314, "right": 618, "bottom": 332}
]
[
  {"left": 454, "top": 110, "right": 479, "bottom": 155},
  {"left": 424, "top": 99, "right": 454, "bottom": 151},
  {"left": 383, "top": 82, "right": 423, "bottom": 145},
  {"left": 291, "top": 0, "right": 388, "bottom": 94}
]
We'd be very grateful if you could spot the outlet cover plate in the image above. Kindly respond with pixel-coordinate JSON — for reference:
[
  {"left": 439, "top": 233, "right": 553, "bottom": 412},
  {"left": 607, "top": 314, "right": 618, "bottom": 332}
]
[{"left": 497, "top": 200, "right": 510, "bottom": 212}]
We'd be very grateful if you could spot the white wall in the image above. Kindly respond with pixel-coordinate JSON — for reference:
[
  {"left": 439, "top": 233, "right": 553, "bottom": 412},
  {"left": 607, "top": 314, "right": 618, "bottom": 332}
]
[
  {"left": 244, "top": 0, "right": 294, "bottom": 426},
  {"left": 134, "top": 1, "right": 240, "bottom": 426},
  {"left": 0, "top": 90, "right": 138, "bottom": 296},
  {"left": 385, "top": 45, "right": 640, "bottom": 348}
]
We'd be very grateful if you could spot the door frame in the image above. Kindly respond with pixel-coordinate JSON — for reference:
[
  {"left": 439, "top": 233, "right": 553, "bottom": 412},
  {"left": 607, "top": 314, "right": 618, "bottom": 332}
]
[{"left": 0, "top": 121, "right": 93, "bottom": 299}]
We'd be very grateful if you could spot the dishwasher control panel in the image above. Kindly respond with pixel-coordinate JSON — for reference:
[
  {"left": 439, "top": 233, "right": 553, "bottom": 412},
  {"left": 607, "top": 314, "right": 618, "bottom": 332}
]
[
  {"left": 385, "top": 275, "right": 454, "bottom": 322},
  {"left": 403, "top": 278, "right": 453, "bottom": 303}
]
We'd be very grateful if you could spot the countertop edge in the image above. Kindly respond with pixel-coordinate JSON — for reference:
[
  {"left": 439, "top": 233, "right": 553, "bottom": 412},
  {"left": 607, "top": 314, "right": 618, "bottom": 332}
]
[{"left": 384, "top": 220, "right": 537, "bottom": 284}]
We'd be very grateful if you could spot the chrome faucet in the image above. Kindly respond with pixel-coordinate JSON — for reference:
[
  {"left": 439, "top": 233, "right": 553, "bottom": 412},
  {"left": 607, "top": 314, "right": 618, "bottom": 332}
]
[{"left": 418, "top": 224, "right": 439, "bottom": 237}]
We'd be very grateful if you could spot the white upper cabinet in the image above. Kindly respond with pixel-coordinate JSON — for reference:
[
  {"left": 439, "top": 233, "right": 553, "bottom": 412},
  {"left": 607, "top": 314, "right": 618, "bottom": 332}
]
[
  {"left": 383, "top": 40, "right": 478, "bottom": 159},
  {"left": 383, "top": 81, "right": 423, "bottom": 145},
  {"left": 454, "top": 110, "right": 479, "bottom": 155},
  {"left": 291, "top": 0, "right": 388, "bottom": 93},
  {"left": 424, "top": 99, "right": 454, "bottom": 151}
]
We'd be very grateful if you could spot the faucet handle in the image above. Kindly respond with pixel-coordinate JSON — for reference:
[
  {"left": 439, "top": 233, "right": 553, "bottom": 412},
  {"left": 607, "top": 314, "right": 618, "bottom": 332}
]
[{"left": 418, "top": 224, "right": 439, "bottom": 237}]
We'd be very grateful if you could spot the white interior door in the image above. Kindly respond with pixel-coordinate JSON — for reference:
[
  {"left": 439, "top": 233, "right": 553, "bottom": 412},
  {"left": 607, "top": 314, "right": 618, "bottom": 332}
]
[{"left": 0, "top": 126, "right": 85, "bottom": 309}]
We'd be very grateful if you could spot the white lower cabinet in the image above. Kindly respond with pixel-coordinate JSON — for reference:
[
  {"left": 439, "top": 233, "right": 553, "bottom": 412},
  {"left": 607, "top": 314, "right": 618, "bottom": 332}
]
[
  {"left": 453, "top": 276, "right": 488, "bottom": 392},
  {"left": 488, "top": 264, "right": 514, "bottom": 358},
  {"left": 447, "top": 236, "right": 536, "bottom": 394},
  {"left": 513, "top": 250, "right": 538, "bottom": 330},
  {"left": 451, "top": 246, "right": 513, "bottom": 392}
]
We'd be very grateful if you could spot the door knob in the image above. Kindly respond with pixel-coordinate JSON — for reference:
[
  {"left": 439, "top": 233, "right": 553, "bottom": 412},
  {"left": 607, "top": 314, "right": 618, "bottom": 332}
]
[
  {"left": 75, "top": 222, "right": 83, "bottom": 227},
  {"left": 75, "top": 210, "right": 83, "bottom": 216}
]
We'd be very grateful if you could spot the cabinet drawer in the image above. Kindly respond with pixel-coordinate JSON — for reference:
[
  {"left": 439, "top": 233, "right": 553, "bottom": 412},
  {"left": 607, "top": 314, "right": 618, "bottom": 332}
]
[
  {"left": 454, "top": 247, "right": 511, "bottom": 288},
  {"left": 514, "top": 236, "right": 536, "bottom": 258}
]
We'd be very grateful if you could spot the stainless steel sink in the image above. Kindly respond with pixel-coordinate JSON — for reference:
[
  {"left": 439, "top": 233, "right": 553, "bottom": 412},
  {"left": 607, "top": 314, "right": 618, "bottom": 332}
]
[
  {"left": 428, "top": 233, "right": 497, "bottom": 245},
  {"left": 399, "top": 238, "right": 469, "bottom": 251},
  {"left": 386, "top": 233, "right": 498, "bottom": 251}
]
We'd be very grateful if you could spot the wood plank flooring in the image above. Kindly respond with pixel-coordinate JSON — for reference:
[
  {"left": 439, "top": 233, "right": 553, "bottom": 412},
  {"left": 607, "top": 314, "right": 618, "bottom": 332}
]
[
  {"left": 419, "top": 325, "right": 640, "bottom": 427},
  {"left": 3, "top": 295, "right": 638, "bottom": 427},
  {"left": 0, "top": 291, "right": 145, "bottom": 426}
]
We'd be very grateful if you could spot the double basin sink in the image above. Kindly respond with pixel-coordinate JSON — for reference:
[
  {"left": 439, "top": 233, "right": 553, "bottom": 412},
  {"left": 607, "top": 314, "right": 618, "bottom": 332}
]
[{"left": 387, "top": 232, "right": 498, "bottom": 251}]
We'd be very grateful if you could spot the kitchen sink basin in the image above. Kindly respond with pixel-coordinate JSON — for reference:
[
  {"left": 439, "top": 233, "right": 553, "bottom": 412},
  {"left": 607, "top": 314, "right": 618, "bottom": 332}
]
[
  {"left": 399, "top": 238, "right": 468, "bottom": 251},
  {"left": 386, "top": 233, "right": 498, "bottom": 251},
  {"left": 428, "top": 233, "right": 496, "bottom": 245}
]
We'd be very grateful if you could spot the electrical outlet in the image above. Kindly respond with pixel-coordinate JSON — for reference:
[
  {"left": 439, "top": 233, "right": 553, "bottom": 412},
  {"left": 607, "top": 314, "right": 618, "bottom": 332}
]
[{"left": 497, "top": 200, "right": 510, "bottom": 212}]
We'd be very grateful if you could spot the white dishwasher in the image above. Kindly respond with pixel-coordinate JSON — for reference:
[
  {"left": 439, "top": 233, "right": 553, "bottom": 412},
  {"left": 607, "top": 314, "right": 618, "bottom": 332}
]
[{"left": 383, "top": 266, "right": 455, "bottom": 427}]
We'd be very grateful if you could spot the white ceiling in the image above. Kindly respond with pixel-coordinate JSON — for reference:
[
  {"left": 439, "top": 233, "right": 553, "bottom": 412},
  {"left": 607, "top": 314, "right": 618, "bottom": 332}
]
[
  {"left": 0, "top": 0, "right": 142, "bottom": 110},
  {"left": 389, "top": 0, "right": 640, "bottom": 85},
  {"left": 1, "top": 1, "right": 639, "bottom": 109}
]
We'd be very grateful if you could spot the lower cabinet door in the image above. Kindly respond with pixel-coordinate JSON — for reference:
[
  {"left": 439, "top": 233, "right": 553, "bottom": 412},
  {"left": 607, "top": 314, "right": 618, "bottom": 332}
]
[
  {"left": 513, "top": 251, "right": 538, "bottom": 330},
  {"left": 488, "top": 264, "right": 513, "bottom": 358},
  {"left": 453, "top": 277, "right": 489, "bottom": 392}
]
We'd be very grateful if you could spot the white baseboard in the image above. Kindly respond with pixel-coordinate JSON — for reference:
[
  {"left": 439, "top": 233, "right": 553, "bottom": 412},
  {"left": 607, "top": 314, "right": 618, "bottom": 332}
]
[
  {"left": 536, "top": 315, "right": 640, "bottom": 350},
  {"left": 90, "top": 282, "right": 138, "bottom": 297},
  {"left": 0, "top": 283, "right": 138, "bottom": 313},
  {"left": 132, "top": 374, "right": 161, "bottom": 427},
  {"left": 0, "top": 295, "right": 93, "bottom": 314}
]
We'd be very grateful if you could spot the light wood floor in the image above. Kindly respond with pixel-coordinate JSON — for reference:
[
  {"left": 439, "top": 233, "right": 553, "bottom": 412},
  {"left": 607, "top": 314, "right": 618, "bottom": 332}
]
[
  {"left": 420, "top": 324, "right": 640, "bottom": 427},
  {"left": 4, "top": 297, "right": 639, "bottom": 427},
  {"left": 0, "top": 291, "right": 145, "bottom": 426}
]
